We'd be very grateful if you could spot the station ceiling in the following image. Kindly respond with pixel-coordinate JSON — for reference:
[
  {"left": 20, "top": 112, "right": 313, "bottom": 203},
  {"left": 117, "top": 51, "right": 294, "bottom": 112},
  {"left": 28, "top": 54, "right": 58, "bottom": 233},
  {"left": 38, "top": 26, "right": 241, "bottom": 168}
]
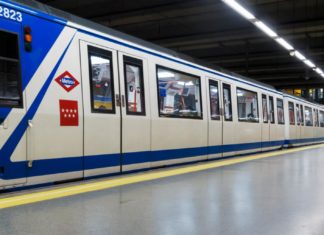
[{"left": 37, "top": 0, "right": 324, "bottom": 89}]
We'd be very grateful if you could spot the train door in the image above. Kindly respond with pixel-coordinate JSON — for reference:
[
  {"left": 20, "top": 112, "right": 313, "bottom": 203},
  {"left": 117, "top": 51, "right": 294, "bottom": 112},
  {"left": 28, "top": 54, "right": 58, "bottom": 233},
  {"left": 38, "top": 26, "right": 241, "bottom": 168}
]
[
  {"left": 207, "top": 78, "right": 222, "bottom": 159},
  {"left": 0, "top": 20, "right": 27, "bottom": 186},
  {"left": 117, "top": 52, "right": 151, "bottom": 171},
  {"left": 222, "top": 82, "right": 236, "bottom": 157},
  {"left": 261, "top": 94, "right": 270, "bottom": 150},
  {"left": 268, "top": 96, "right": 277, "bottom": 145},
  {"left": 80, "top": 41, "right": 121, "bottom": 177},
  {"left": 296, "top": 103, "right": 302, "bottom": 141}
]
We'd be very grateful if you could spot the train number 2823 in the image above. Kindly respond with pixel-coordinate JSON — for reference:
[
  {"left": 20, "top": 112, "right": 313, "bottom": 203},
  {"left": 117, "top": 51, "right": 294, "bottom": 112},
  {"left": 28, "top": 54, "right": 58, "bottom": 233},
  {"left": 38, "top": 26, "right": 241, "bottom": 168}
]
[{"left": 0, "top": 6, "right": 23, "bottom": 22}]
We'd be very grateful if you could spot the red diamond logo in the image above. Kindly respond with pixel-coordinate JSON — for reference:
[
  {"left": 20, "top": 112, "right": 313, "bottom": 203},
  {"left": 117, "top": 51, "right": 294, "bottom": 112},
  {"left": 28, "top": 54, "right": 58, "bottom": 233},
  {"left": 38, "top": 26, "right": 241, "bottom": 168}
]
[{"left": 55, "top": 71, "right": 79, "bottom": 92}]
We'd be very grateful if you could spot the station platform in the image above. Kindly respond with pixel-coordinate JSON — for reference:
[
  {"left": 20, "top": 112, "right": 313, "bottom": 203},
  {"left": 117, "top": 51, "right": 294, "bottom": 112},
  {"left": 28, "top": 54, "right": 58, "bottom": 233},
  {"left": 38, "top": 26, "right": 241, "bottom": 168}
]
[{"left": 1, "top": 144, "right": 324, "bottom": 235}]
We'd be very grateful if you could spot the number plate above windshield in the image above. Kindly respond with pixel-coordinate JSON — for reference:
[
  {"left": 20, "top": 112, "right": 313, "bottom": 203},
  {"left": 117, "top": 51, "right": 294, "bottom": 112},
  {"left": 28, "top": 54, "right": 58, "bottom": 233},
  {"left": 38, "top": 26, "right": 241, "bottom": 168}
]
[{"left": 0, "top": 6, "right": 23, "bottom": 23}]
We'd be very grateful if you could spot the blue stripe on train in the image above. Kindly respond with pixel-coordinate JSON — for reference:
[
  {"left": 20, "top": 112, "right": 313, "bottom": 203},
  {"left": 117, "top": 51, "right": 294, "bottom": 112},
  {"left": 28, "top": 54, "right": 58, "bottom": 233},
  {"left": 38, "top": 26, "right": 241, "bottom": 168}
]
[
  {"left": 285, "top": 137, "right": 324, "bottom": 145},
  {"left": 1, "top": 137, "right": 323, "bottom": 180}
]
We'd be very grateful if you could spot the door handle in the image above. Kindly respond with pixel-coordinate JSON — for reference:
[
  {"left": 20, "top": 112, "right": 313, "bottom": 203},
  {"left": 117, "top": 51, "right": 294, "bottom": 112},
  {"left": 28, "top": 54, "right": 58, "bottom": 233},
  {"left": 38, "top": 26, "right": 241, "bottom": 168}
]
[
  {"left": 121, "top": 95, "right": 125, "bottom": 107},
  {"left": 116, "top": 94, "right": 121, "bottom": 107},
  {"left": 28, "top": 120, "right": 33, "bottom": 128},
  {"left": 116, "top": 94, "right": 120, "bottom": 107}
]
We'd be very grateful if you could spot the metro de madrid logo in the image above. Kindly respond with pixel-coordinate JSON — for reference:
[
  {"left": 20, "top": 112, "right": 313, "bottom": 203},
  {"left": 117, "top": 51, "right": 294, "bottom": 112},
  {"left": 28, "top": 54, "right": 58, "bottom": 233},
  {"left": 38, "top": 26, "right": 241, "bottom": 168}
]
[{"left": 55, "top": 71, "right": 80, "bottom": 92}]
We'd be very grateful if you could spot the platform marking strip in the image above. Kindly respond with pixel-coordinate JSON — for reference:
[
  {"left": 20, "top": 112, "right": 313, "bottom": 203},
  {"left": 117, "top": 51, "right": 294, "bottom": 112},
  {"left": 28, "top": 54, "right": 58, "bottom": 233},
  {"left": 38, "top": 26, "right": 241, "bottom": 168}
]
[{"left": 1, "top": 143, "right": 324, "bottom": 209}]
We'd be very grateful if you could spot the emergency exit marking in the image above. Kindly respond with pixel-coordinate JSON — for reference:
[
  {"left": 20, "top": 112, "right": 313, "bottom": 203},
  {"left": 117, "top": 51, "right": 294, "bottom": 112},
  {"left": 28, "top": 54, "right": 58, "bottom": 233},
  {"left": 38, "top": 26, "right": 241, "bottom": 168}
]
[{"left": 59, "top": 100, "right": 79, "bottom": 126}]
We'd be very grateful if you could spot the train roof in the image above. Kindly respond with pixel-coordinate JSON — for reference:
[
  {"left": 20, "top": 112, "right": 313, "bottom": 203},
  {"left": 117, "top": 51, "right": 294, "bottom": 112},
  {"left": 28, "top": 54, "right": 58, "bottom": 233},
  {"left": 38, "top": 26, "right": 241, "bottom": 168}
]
[
  {"left": 8, "top": 0, "right": 281, "bottom": 92},
  {"left": 11, "top": 0, "right": 324, "bottom": 108},
  {"left": 282, "top": 91, "right": 324, "bottom": 109}
]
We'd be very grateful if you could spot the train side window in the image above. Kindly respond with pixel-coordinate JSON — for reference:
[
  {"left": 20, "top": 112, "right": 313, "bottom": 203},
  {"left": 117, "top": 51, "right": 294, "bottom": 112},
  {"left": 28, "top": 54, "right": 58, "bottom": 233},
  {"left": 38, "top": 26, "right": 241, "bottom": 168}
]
[
  {"left": 156, "top": 66, "right": 202, "bottom": 119},
  {"left": 314, "top": 109, "right": 319, "bottom": 127},
  {"left": 277, "top": 98, "right": 285, "bottom": 124},
  {"left": 123, "top": 56, "right": 145, "bottom": 115},
  {"left": 296, "top": 104, "right": 300, "bottom": 125},
  {"left": 288, "top": 102, "right": 295, "bottom": 125},
  {"left": 320, "top": 111, "right": 324, "bottom": 127},
  {"left": 209, "top": 80, "right": 220, "bottom": 120},
  {"left": 88, "top": 46, "right": 115, "bottom": 113},
  {"left": 305, "top": 106, "right": 313, "bottom": 126},
  {"left": 300, "top": 105, "right": 304, "bottom": 126},
  {"left": 223, "top": 84, "right": 232, "bottom": 121},
  {"left": 237, "top": 88, "right": 259, "bottom": 122},
  {"left": 0, "top": 30, "right": 22, "bottom": 107},
  {"left": 262, "top": 94, "right": 268, "bottom": 123},
  {"left": 269, "top": 96, "right": 275, "bottom": 124}
]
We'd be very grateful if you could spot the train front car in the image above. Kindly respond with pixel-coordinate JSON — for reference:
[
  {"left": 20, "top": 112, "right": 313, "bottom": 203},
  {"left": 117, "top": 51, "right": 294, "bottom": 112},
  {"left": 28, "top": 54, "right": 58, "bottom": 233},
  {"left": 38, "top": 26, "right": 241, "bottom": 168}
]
[
  {"left": 0, "top": 2, "right": 27, "bottom": 188},
  {"left": 0, "top": 1, "right": 85, "bottom": 189}
]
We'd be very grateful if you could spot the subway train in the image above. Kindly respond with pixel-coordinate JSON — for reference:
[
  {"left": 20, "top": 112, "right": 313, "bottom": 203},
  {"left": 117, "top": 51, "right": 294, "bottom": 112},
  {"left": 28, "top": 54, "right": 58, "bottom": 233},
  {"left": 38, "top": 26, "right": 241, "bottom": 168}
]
[{"left": 0, "top": 0, "right": 324, "bottom": 190}]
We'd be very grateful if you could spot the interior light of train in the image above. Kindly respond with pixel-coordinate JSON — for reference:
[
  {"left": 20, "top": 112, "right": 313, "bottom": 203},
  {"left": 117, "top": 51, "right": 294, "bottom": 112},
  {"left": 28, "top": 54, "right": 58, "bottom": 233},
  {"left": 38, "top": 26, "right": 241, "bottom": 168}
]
[
  {"left": 158, "top": 72, "right": 175, "bottom": 78},
  {"left": 177, "top": 81, "right": 194, "bottom": 86}
]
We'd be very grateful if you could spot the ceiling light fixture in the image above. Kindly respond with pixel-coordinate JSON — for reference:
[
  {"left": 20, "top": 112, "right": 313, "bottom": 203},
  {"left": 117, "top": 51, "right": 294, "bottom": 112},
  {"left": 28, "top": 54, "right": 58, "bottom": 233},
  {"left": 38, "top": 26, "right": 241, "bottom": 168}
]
[
  {"left": 275, "top": 38, "right": 294, "bottom": 51},
  {"left": 315, "top": 68, "right": 323, "bottom": 75},
  {"left": 293, "top": 51, "right": 306, "bottom": 61},
  {"left": 254, "top": 21, "right": 278, "bottom": 38},
  {"left": 304, "top": 60, "right": 316, "bottom": 69},
  {"left": 222, "top": 0, "right": 323, "bottom": 79},
  {"left": 222, "top": 0, "right": 256, "bottom": 20}
]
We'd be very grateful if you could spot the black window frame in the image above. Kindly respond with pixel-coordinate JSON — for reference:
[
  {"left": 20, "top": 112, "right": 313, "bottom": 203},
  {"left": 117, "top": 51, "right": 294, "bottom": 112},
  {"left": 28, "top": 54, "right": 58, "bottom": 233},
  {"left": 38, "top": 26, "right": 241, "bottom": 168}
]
[
  {"left": 320, "top": 110, "right": 324, "bottom": 127},
  {"left": 222, "top": 83, "right": 233, "bottom": 122},
  {"left": 277, "top": 98, "right": 285, "bottom": 125},
  {"left": 156, "top": 65, "right": 203, "bottom": 120},
  {"left": 208, "top": 80, "right": 220, "bottom": 121},
  {"left": 269, "top": 96, "right": 275, "bottom": 124},
  {"left": 262, "top": 94, "right": 268, "bottom": 123},
  {"left": 300, "top": 105, "right": 304, "bottom": 126},
  {"left": 0, "top": 30, "right": 23, "bottom": 108},
  {"left": 305, "top": 106, "right": 313, "bottom": 127},
  {"left": 296, "top": 104, "right": 300, "bottom": 125},
  {"left": 87, "top": 45, "right": 116, "bottom": 114},
  {"left": 288, "top": 101, "right": 295, "bottom": 125},
  {"left": 314, "top": 109, "right": 319, "bottom": 127},
  {"left": 236, "top": 87, "right": 259, "bottom": 123},
  {"left": 123, "top": 55, "right": 146, "bottom": 116}
]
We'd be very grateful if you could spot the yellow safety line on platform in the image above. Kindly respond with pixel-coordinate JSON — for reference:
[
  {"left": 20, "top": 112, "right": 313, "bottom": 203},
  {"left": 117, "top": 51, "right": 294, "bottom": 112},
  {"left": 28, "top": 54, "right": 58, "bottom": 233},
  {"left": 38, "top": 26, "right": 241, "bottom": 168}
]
[{"left": 1, "top": 143, "right": 324, "bottom": 209}]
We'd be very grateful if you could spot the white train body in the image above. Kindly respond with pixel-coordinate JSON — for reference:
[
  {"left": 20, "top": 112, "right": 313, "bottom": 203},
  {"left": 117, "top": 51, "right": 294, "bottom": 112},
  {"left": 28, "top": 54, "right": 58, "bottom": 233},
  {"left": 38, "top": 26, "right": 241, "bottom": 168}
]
[{"left": 0, "top": 0, "right": 323, "bottom": 190}]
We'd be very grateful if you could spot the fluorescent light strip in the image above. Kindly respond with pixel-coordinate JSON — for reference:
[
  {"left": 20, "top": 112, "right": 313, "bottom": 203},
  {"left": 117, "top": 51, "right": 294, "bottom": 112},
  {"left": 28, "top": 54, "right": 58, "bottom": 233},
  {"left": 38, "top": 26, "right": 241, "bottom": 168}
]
[
  {"left": 222, "top": 0, "right": 324, "bottom": 79},
  {"left": 304, "top": 60, "right": 316, "bottom": 68},
  {"left": 222, "top": 0, "right": 255, "bottom": 20},
  {"left": 275, "top": 38, "right": 294, "bottom": 51},
  {"left": 294, "top": 51, "right": 306, "bottom": 61},
  {"left": 315, "top": 68, "right": 324, "bottom": 74},
  {"left": 254, "top": 21, "right": 278, "bottom": 38}
]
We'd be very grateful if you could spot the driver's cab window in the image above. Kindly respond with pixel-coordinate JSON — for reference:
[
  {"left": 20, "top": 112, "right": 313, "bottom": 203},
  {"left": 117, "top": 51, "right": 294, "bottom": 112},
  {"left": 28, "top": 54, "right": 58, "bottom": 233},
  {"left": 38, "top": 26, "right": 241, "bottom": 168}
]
[{"left": 0, "top": 30, "right": 22, "bottom": 107}]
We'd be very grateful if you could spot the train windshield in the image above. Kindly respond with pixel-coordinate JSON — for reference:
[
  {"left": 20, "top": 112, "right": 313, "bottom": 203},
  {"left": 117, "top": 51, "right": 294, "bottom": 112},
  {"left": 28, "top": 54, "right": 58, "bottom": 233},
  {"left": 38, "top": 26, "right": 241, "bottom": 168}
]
[{"left": 0, "top": 30, "right": 22, "bottom": 107}]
